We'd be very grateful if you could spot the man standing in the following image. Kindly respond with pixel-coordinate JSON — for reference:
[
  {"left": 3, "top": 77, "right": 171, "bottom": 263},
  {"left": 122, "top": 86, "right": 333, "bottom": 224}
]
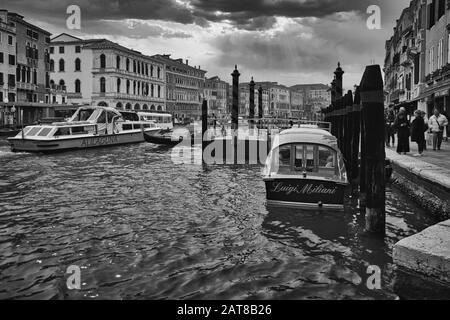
[
  {"left": 428, "top": 108, "right": 449, "bottom": 151},
  {"left": 385, "top": 105, "right": 396, "bottom": 147}
]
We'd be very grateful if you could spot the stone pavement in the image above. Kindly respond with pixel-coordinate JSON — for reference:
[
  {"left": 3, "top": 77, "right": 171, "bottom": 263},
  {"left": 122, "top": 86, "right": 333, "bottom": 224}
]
[{"left": 387, "top": 139, "right": 450, "bottom": 169}]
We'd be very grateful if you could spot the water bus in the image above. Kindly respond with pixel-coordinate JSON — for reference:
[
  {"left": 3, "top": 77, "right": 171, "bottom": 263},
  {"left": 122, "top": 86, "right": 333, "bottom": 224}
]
[{"left": 8, "top": 106, "right": 159, "bottom": 153}]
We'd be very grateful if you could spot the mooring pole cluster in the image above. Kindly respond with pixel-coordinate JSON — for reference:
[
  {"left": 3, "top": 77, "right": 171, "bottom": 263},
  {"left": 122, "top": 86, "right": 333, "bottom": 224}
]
[{"left": 323, "top": 63, "right": 386, "bottom": 234}]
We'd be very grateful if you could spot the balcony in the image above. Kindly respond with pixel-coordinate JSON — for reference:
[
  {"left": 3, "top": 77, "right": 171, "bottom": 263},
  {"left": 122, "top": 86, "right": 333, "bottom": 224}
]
[{"left": 16, "top": 82, "right": 38, "bottom": 91}]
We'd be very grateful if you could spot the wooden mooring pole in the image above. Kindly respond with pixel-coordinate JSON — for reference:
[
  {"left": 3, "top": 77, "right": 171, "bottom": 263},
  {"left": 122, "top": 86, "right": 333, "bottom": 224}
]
[
  {"left": 231, "top": 65, "right": 240, "bottom": 164},
  {"left": 249, "top": 77, "right": 255, "bottom": 130},
  {"left": 201, "top": 98, "right": 208, "bottom": 163},
  {"left": 360, "top": 65, "right": 386, "bottom": 234},
  {"left": 343, "top": 91, "right": 353, "bottom": 175},
  {"left": 350, "top": 86, "right": 361, "bottom": 194}
]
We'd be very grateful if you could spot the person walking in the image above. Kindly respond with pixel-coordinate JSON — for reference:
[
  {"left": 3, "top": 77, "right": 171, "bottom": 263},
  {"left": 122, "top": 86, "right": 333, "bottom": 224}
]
[
  {"left": 385, "top": 106, "right": 396, "bottom": 147},
  {"left": 428, "top": 108, "right": 449, "bottom": 151},
  {"left": 394, "top": 107, "right": 410, "bottom": 155},
  {"left": 411, "top": 110, "right": 427, "bottom": 157}
]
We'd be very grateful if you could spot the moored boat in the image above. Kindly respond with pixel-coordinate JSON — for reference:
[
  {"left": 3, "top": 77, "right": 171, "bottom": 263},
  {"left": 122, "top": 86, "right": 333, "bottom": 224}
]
[
  {"left": 263, "top": 125, "right": 348, "bottom": 209},
  {"left": 7, "top": 106, "right": 159, "bottom": 153}
]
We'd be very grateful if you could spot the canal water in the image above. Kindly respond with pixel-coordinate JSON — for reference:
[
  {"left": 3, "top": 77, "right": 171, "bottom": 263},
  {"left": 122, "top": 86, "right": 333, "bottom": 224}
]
[{"left": 0, "top": 138, "right": 438, "bottom": 299}]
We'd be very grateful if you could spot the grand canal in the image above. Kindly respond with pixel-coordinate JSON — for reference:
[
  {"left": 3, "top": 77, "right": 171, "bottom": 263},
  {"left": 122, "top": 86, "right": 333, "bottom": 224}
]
[{"left": 0, "top": 138, "right": 438, "bottom": 300}]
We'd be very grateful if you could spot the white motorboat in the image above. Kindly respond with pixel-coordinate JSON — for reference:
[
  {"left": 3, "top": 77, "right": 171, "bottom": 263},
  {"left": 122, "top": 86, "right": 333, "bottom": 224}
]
[
  {"left": 8, "top": 106, "right": 159, "bottom": 153},
  {"left": 263, "top": 125, "right": 348, "bottom": 209}
]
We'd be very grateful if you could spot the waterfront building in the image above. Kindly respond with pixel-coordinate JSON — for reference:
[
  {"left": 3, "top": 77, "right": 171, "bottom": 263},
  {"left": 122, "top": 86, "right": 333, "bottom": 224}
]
[
  {"left": 384, "top": 0, "right": 450, "bottom": 117},
  {"left": 290, "top": 83, "right": 331, "bottom": 119},
  {"left": 0, "top": 10, "right": 16, "bottom": 104},
  {"left": 0, "top": 9, "right": 55, "bottom": 127},
  {"left": 152, "top": 54, "right": 206, "bottom": 121},
  {"left": 204, "top": 76, "right": 228, "bottom": 117},
  {"left": 50, "top": 33, "right": 166, "bottom": 111},
  {"left": 289, "top": 89, "right": 304, "bottom": 119}
]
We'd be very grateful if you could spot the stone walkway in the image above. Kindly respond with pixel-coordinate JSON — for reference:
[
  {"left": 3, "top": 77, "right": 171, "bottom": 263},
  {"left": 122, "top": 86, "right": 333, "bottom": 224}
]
[{"left": 388, "top": 139, "right": 450, "bottom": 169}]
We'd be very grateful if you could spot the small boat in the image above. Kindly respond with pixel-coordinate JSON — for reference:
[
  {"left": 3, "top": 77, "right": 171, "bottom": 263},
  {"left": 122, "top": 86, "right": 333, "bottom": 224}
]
[
  {"left": 263, "top": 125, "right": 348, "bottom": 209},
  {"left": 144, "top": 129, "right": 186, "bottom": 146},
  {"left": 8, "top": 106, "right": 159, "bottom": 153},
  {"left": 0, "top": 127, "right": 21, "bottom": 137}
]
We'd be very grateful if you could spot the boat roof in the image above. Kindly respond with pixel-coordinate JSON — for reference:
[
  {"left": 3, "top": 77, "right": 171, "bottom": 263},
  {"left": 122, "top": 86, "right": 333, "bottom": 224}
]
[{"left": 272, "top": 128, "right": 339, "bottom": 151}]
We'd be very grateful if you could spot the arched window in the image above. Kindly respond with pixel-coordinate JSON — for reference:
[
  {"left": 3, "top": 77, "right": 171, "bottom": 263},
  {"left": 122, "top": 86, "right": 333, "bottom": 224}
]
[
  {"left": 137, "top": 62, "right": 141, "bottom": 74},
  {"left": 150, "top": 105, "right": 155, "bottom": 110},
  {"left": 157, "top": 105, "right": 162, "bottom": 111},
  {"left": 50, "top": 59, "right": 54, "bottom": 71},
  {"left": 98, "top": 101, "right": 108, "bottom": 107},
  {"left": 151, "top": 84, "right": 154, "bottom": 97},
  {"left": 143, "top": 104, "right": 148, "bottom": 110},
  {"left": 150, "top": 65, "right": 154, "bottom": 77},
  {"left": 133, "top": 81, "right": 136, "bottom": 95},
  {"left": 126, "top": 80, "right": 130, "bottom": 94},
  {"left": 134, "top": 103, "right": 140, "bottom": 110},
  {"left": 117, "top": 78, "right": 121, "bottom": 93},
  {"left": 59, "top": 59, "right": 65, "bottom": 72},
  {"left": 125, "top": 103, "right": 132, "bottom": 110},
  {"left": 59, "top": 79, "right": 65, "bottom": 86},
  {"left": 145, "top": 83, "right": 149, "bottom": 96},
  {"left": 75, "top": 58, "right": 81, "bottom": 71},
  {"left": 158, "top": 85, "right": 161, "bottom": 98},
  {"left": 145, "top": 64, "right": 148, "bottom": 76},
  {"left": 157, "top": 67, "right": 160, "bottom": 78},
  {"left": 126, "top": 58, "right": 130, "bottom": 71},
  {"left": 133, "top": 60, "right": 136, "bottom": 73},
  {"left": 75, "top": 79, "right": 81, "bottom": 93},
  {"left": 100, "top": 54, "right": 106, "bottom": 69},
  {"left": 116, "top": 55, "right": 121, "bottom": 69},
  {"left": 100, "top": 77, "right": 106, "bottom": 93},
  {"left": 116, "top": 102, "right": 123, "bottom": 109}
]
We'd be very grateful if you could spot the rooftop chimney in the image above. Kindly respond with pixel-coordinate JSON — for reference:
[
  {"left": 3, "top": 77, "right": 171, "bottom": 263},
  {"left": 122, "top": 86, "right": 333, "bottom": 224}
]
[{"left": 186, "top": 59, "right": 189, "bottom": 65}]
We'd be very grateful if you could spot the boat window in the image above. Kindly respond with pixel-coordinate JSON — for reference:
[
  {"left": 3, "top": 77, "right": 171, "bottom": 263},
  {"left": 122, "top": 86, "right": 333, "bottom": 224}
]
[
  {"left": 54, "top": 127, "right": 71, "bottom": 136},
  {"left": 107, "top": 111, "right": 117, "bottom": 123},
  {"left": 134, "top": 124, "right": 141, "bottom": 129},
  {"left": 97, "top": 111, "right": 106, "bottom": 124},
  {"left": 77, "top": 109, "right": 94, "bottom": 121},
  {"left": 318, "top": 146, "right": 336, "bottom": 168},
  {"left": 278, "top": 145, "right": 291, "bottom": 172},
  {"left": 294, "top": 146, "right": 303, "bottom": 170},
  {"left": 38, "top": 127, "right": 52, "bottom": 137},
  {"left": 28, "top": 127, "right": 41, "bottom": 136},
  {"left": 123, "top": 124, "right": 133, "bottom": 131},
  {"left": 71, "top": 126, "right": 89, "bottom": 135},
  {"left": 22, "top": 127, "right": 32, "bottom": 136}
]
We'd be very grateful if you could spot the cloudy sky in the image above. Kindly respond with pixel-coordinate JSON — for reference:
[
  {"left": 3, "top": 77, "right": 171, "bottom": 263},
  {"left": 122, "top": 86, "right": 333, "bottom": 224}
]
[{"left": 3, "top": 0, "right": 410, "bottom": 89}]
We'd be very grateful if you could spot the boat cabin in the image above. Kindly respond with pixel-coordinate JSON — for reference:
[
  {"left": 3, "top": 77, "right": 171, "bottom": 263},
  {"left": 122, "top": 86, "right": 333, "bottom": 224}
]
[
  {"left": 264, "top": 128, "right": 347, "bottom": 183},
  {"left": 138, "top": 112, "right": 173, "bottom": 130}
]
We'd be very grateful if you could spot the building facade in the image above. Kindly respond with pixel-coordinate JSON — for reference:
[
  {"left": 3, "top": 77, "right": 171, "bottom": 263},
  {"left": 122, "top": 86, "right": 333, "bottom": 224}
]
[
  {"left": 290, "top": 89, "right": 304, "bottom": 118},
  {"left": 0, "top": 10, "right": 16, "bottom": 104},
  {"left": 204, "top": 76, "right": 228, "bottom": 117},
  {"left": 152, "top": 54, "right": 206, "bottom": 120},
  {"left": 0, "top": 10, "right": 51, "bottom": 104},
  {"left": 51, "top": 33, "right": 166, "bottom": 111},
  {"left": 290, "top": 84, "right": 331, "bottom": 120},
  {"left": 384, "top": 0, "right": 450, "bottom": 117}
]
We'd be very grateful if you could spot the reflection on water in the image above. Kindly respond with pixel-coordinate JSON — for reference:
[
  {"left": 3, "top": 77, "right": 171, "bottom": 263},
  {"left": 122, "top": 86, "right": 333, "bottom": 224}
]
[{"left": 0, "top": 138, "right": 438, "bottom": 299}]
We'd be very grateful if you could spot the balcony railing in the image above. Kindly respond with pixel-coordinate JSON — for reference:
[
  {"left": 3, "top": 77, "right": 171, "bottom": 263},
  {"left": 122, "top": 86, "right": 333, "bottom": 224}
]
[{"left": 16, "top": 82, "right": 38, "bottom": 91}]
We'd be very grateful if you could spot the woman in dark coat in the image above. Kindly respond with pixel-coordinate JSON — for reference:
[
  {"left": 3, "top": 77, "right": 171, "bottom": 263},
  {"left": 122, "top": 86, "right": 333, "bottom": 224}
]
[
  {"left": 411, "top": 110, "right": 427, "bottom": 156},
  {"left": 394, "top": 108, "right": 410, "bottom": 154}
]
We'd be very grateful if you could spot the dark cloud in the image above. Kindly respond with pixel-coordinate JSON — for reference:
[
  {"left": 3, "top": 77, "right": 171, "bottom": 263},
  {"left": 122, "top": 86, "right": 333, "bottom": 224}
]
[
  {"left": 1, "top": 0, "right": 401, "bottom": 31},
  {"left": 207, "top": 12, "right": 391, "bottom": 85}
]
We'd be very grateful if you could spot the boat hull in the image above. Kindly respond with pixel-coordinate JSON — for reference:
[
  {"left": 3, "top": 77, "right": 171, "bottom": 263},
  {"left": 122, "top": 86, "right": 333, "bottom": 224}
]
[
  {"left": 8, "top": 130, "right": 151, "bottom": 153},
  {"left": 143, "top": 130, "right": 184, "bottom": 146},
  {"left": 264, "top": 178, "right": 347, "bottom": 210}
]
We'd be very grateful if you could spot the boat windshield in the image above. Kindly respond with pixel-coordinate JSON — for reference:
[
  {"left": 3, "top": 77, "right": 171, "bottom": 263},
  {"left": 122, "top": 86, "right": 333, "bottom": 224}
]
[
  {"left": 70, "top": 109, "right": 95, "bottom": 122},
  {"left": 265, "top": 143, "right": 346, "bottom": 182}
]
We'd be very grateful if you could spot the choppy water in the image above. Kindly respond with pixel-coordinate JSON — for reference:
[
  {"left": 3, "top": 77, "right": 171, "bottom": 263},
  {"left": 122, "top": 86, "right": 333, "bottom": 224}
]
[{"left": 0, "top": 138, "right": 438, "bottom": 299}]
